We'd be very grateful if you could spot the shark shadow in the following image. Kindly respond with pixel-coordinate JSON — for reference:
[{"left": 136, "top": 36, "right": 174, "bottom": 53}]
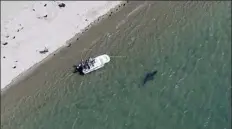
[{"left": 141, "top": 70, "right": 158, "bottom": 87}]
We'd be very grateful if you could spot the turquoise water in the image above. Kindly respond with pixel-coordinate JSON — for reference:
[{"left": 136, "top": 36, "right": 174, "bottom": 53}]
[{"left": 1, "top": 1, "right": 231, "bottom": 129}]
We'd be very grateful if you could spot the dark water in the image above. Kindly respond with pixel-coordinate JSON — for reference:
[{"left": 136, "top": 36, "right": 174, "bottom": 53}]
[{"left": 1, "top": 1, "right": 231, "bottom": 129}]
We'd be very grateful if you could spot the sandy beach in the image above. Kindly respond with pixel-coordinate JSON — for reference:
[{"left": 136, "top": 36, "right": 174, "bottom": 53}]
[{"left": 1, "top": 1, "right": 124, "bottom": 91}]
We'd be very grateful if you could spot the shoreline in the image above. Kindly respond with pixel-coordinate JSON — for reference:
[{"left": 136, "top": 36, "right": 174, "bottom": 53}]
[
  {"left": 1, "top": 1, "right": 141, "bottom": 112},
  {"left": 1, "top": 1, "right": 128, "bottom": 92}
]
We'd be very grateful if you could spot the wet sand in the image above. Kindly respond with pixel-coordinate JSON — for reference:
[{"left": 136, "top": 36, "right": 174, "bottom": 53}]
[{"left": 1, "top": 1, "right": 143, "bottom": 115}]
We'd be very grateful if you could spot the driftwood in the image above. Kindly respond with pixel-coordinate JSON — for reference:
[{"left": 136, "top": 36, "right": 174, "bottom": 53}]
[{"left": 39, "top": 47, "right": 49, "bottom": 54}]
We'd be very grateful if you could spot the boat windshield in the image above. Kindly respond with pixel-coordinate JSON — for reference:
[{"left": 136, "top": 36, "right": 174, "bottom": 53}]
[
  {"left": 87, "top": 58, "right": 95, "bottom": 65},
  {"left": 80, "top": 58, "right": 95, "bottom": 70}
]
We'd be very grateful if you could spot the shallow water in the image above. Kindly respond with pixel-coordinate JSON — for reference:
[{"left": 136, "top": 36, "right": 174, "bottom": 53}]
[{"left": 1, "top": 1, "right": 231, "bottom": 129}]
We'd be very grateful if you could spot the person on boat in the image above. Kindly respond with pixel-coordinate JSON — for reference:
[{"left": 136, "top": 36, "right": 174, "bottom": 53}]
[
  {"left": 79, "top": 60, "right": 84, "bottom": 67},
  {"left": 89, "top": 58, "right": 95, "bottom": 66},
  {"left": 83, "top": 60, "right": 90, "bottom": 69},
  {"left": 87, "top": 63, "right": 90, "bottom": 69}
]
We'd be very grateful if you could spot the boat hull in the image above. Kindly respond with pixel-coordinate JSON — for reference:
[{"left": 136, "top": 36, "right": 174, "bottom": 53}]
[{"left": 77, "top": 54, "right": 110, "bottom": 75}]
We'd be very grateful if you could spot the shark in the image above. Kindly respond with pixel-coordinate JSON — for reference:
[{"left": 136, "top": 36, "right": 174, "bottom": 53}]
[{"left": 142, "top": 70, "right": 158, "bottom": 86}]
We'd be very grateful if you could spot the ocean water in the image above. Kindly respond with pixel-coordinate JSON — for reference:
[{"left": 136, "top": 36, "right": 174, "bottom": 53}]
[{"left": 1, "top": 1, "right": 231, "bottom": 129}]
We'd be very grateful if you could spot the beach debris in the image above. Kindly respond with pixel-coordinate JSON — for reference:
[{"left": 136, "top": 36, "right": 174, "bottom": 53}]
[
  {"left": 5, "top": 35, "right": 9, "bottom": 38},
  {"left": 58, "top": 3, "right": 66, "bottom": 8},
  {"left": 12, "top": 36, "right": 15, "bottom": 39},
  {"left": 37, "top": 14, "right": 48, "bottom": 19},
  {"left": 141, "top": 70, "right": 158, "bottom": 87},
  {"left": 109, "top": 12, "right": 113, "bottom": 16},
  {"left": 3, "top": 56, "right": 6, "bottom": 59},
  {"left": 17, "top": 27, "right": 24, "bottom": 32},
  {"left": 12, "top": 66, "right": 16, "bottom": 69},
  {"left": 67, "top": 43, "right": 71, "bottom": 47},
  {"left": 32, "top": 9, "right": 35, "bottom": 11},
  {"left": 15, "top": 60, "right": 18, "bottom": 62},
  {"left": 44, "top": 4, "right": 47, "bottom": 7},
  {"left": 39, "top": 47, "right": 49, "bottom": 54},
  {"left": 2, "top": 42, "right": 8, "bottom": 45},
  {"left": 85, "top": 19, "right": 88, "bottom": 21}
]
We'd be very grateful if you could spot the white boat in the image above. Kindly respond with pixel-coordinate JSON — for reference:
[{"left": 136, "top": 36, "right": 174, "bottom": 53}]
[{"left": 75, "top": 54, "right": 110, "bottom": 75}]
